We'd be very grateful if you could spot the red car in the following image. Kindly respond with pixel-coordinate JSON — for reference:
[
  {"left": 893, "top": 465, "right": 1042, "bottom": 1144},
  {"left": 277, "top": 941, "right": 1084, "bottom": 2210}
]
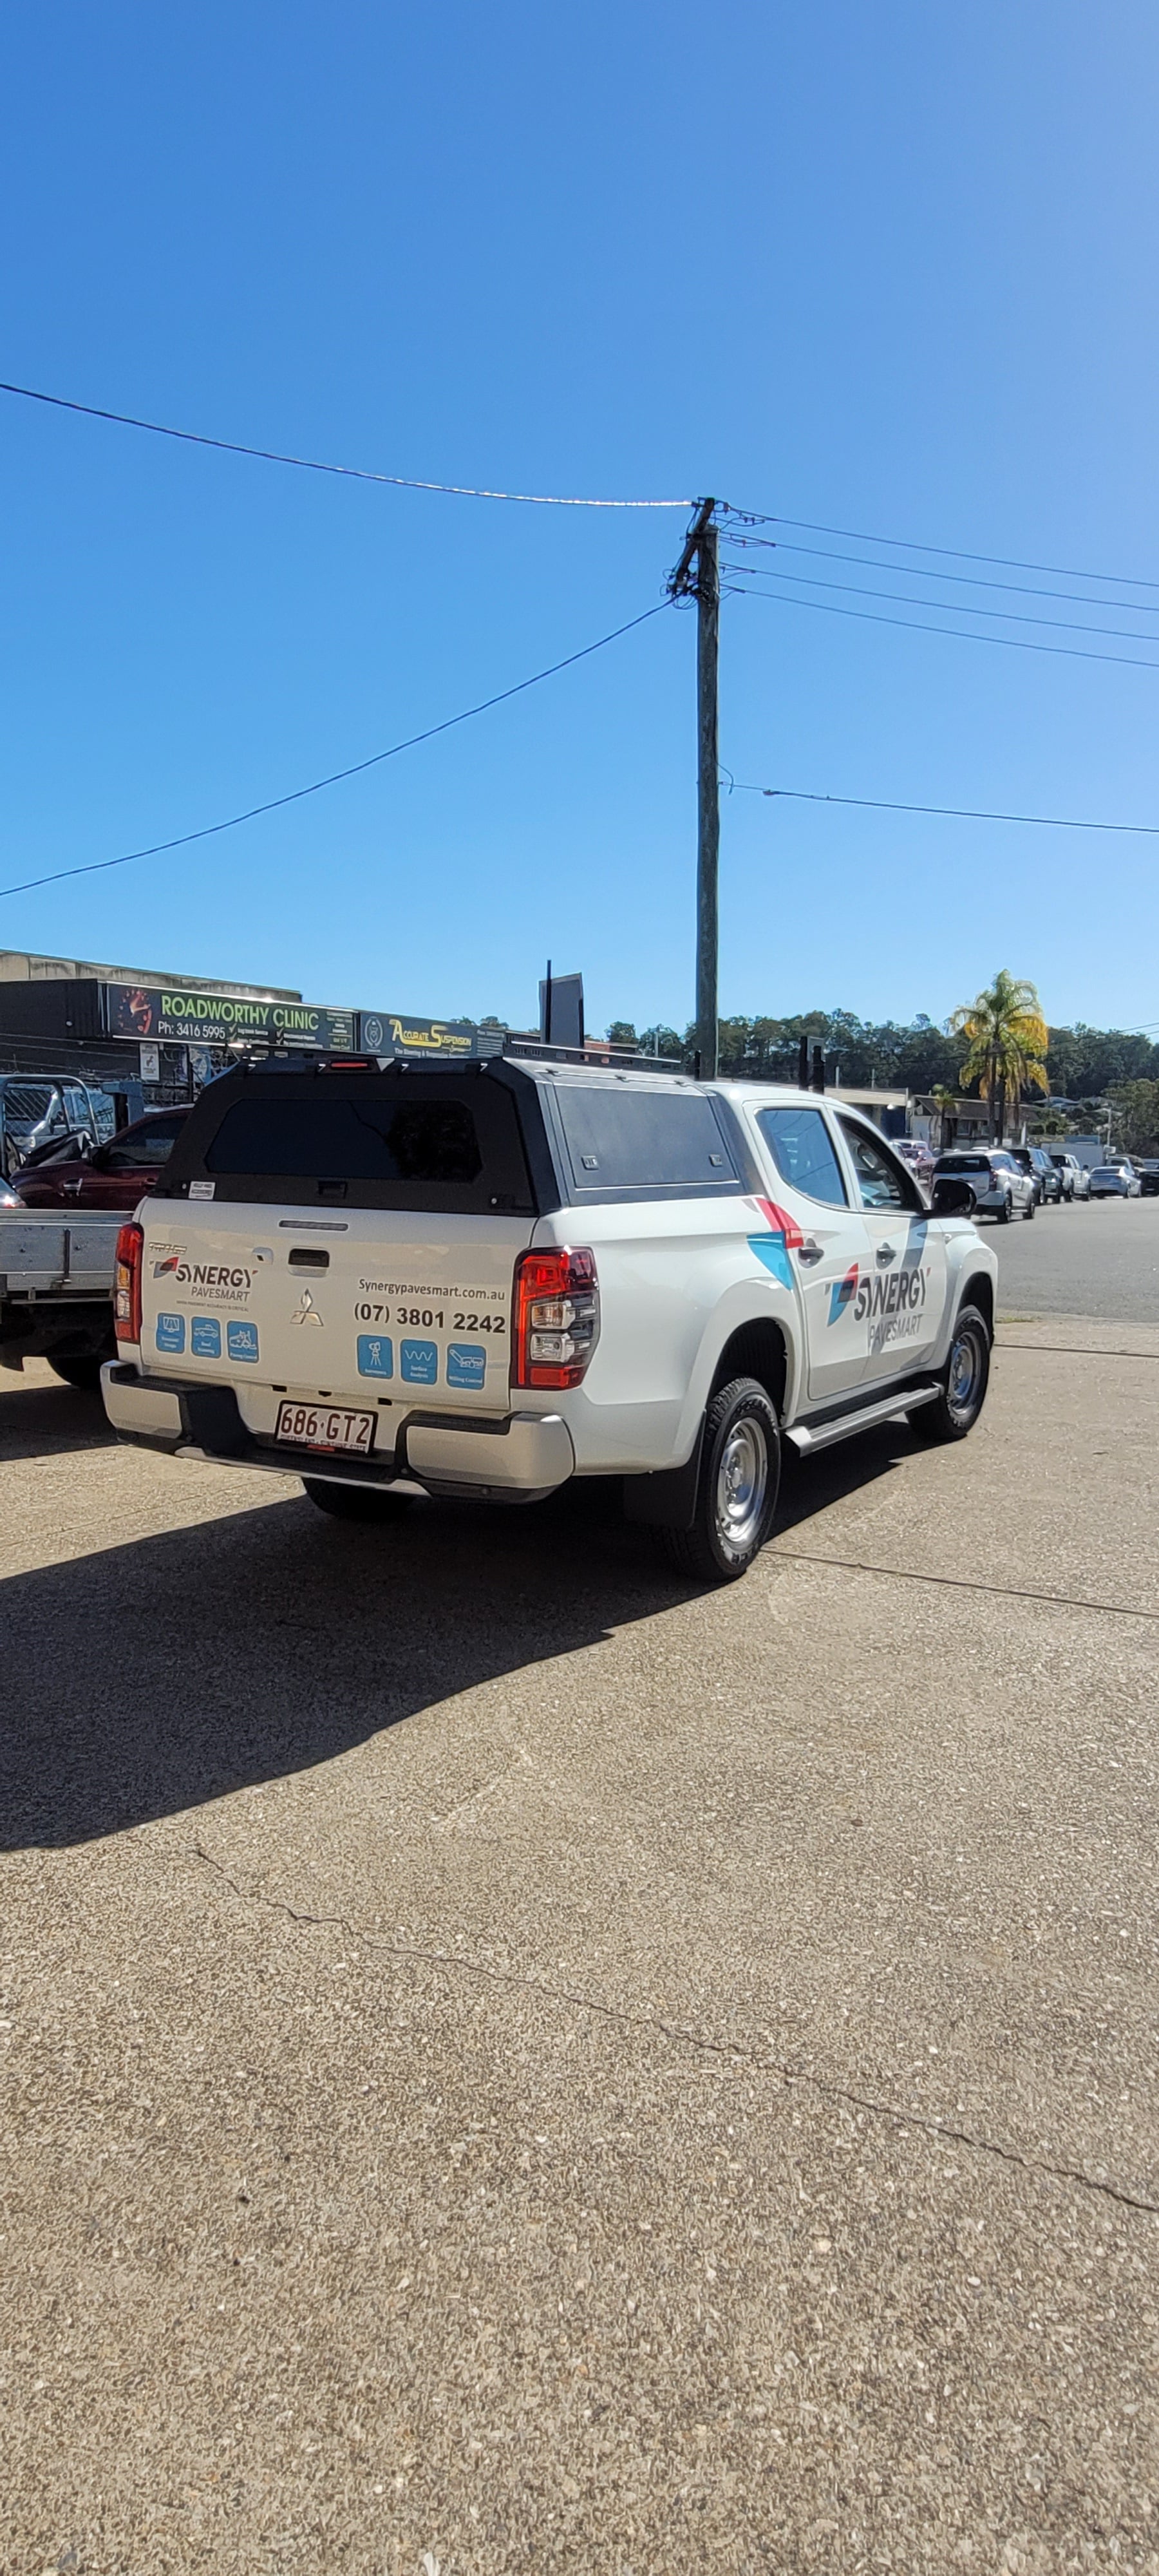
[{"left": 13, "top": 1108, "right": 191, "bottom": 1211}]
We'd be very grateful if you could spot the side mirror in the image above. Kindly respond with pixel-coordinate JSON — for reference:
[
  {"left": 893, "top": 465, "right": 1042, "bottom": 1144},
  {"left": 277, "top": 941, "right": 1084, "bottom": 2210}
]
[{"left": 932, "top": 1177, "right": 974, "bottom": 1217}]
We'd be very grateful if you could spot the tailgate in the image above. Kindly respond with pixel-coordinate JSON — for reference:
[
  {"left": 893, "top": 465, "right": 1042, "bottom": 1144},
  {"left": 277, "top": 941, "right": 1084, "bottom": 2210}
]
[{"left": 138, "top": 1204, "right": 534, "bottom": 1414}]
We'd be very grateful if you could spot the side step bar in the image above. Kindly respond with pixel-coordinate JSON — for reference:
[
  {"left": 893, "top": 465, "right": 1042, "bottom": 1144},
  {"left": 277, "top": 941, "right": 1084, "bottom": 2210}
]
[{"left": 786, "top": 1381, "right": 939, "bottom": 1456}]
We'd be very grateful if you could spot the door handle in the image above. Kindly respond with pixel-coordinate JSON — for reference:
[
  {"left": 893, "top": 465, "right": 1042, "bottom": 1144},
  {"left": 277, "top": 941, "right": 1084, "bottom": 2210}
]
[
  {"left": 796, "top": 1240, "right": 824, "bottom": 1264},
  {"left": 876, "top": 1242, "right": 897, "bottom": 1264}
]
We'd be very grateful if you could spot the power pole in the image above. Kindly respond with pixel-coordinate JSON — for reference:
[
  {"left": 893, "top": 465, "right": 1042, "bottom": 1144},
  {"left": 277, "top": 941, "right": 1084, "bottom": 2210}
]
[{"left": 668, "top": 499, "right": 720, "bottom": 1078}]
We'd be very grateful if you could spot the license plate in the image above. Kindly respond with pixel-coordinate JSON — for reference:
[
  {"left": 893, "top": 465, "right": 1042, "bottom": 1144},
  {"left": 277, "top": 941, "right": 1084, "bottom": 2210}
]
[{"left": 274, "top": 1401, "right": 377, "bottom": 1456}]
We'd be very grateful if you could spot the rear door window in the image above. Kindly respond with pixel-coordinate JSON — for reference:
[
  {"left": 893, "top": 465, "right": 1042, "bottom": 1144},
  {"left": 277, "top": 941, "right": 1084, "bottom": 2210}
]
[
  {"left": 755, "top": 1105, "right": 847, "bottom": 1206},
  {"left": 104, "top": 1115, "right": 187, "bottom": 1170},
  {"left": 554, "top": 1084, "right": 740, "bottom": 1197}
]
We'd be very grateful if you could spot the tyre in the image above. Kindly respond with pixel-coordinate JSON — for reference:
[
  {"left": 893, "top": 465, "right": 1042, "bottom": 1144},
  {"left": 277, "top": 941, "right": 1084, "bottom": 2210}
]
[
  {"left": 661, "top": 1376, "right": 781, "bottom": 1584},
  {"left": 302, "top": 1477, "right": 413, "bottom": 1522},
  {"left": 48, "top": 1354, "right": 104, "bottom": 1390},
  {"left": 1022, "top": 1191, "right": 1035, "bottom": 1219},
  {"left": 909, "top": 1305, "right": 992, "bottom": 1445},
  {"left": 997, "top": 1193, "right": 1012, "bottom": 1224}
]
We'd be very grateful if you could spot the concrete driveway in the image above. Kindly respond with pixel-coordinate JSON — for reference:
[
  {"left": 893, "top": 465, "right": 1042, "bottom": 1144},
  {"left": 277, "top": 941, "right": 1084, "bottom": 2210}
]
[{"left": 1, "top": 1325, "right": 1156, "bottom": 2574}]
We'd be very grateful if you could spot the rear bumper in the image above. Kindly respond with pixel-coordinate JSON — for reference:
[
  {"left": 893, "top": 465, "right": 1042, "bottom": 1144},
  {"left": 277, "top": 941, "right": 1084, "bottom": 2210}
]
[{"left": 100, "top": 1363, "right": 575, "bottom": 1503}]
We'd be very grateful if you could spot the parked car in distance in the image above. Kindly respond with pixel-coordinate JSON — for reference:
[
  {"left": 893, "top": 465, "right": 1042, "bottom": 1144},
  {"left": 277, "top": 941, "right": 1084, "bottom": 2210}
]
[
  {"left": 1006, "top": 1144, "right": 1061, "bottom": 1205},
  {"left": 1088, "top": 1162, "right": 1141, "bottom": 1198},
  {"left": 1050, "top": 1152, "right": 1089, "bottom": 1200},
  {"left": 896, "top": 1137, "right": 935, "bottom": 1187},
  {"left": 0, "top": 1075, "right": 110, "bottom": 1179},
  {"left": 1136, "top": 1159, "right": 1159, "bottom": 1197},
  {"left": 12, "top": 1108, "right": 191, "bottom": 1212},
  {"left": 931, "top": 1148, "right": 1036, "bottom": 1222}
]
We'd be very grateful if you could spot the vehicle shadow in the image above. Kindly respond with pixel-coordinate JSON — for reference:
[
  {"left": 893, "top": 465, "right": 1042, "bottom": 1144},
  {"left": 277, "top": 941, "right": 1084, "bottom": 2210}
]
[
  {"left": 774, "top": 1417, "right": 922, "bottom": 1535},
  {"left": 0, "top": 1482, "right": 693, "bottom": 1852},
  {"left": 0, "top": 1373, "right": 118, "bottom": 1462},
  {"left": 0, "top": 1425, "right": 925, "bottom": 1856}
]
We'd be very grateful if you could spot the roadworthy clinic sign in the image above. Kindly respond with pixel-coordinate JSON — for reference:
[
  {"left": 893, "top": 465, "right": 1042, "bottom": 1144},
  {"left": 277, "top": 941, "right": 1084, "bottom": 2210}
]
[{"left": 102, "top": 985, "right": 357, "bottom": 1049}]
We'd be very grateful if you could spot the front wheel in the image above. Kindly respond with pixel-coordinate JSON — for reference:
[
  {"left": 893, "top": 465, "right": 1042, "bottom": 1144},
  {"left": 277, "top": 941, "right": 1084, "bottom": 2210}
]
[
  {"left": 302, "top": 1477, "right": 414, "bottom": 1522},
  {"left": 661, "top": 1376, "right": 781, "bottom": 1585},
  {"left": 909, "top": 1305, "right": 992, "bottom": 1445}
]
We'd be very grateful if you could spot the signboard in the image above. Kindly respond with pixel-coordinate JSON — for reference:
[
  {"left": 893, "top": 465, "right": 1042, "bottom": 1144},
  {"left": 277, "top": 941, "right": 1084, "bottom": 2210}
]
[
  {"left": 139, "top": 1043, "right": 161, "bottom": 1083},
  {"left": 357, "top": 1012, "right": 478, "bottom": 1059},
  {"left": 102, "top": 985, "right": 356, "bottom": 1050}
]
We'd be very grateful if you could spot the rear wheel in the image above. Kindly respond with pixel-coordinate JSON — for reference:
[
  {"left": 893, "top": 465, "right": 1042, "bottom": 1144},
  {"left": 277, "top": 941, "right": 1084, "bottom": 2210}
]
[
  {"left": 661, "top": 1376, "right": 781, "bottom": 1584},
  {"left": 302, "top": 1477, "right": 413, "bottom": 1522},
  {"left": 909, "top": 1304, "right": 992, "bottom": 1445},
  {"left": 1022, "top": 1191, "right": 1035, "bottom": 1219},
  {"left": 48, "top": 1354, "right": 104, "bottom": 1390},
  {"left": 997, "top": 1193, "right": 1012, "bottom": 1224}
]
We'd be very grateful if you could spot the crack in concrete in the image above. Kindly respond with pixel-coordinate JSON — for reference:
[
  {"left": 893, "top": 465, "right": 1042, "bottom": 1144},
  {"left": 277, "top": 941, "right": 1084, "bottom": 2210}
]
[
  {"left": 997, "top": 1337, "right": 1159, "bottom": 1362},
  {"left": 191, "top": 1839, "right": 1159, "bottom": 2222},
  {"left": 769, "top": 1549, "right": 1159, "bottom": 1622}
]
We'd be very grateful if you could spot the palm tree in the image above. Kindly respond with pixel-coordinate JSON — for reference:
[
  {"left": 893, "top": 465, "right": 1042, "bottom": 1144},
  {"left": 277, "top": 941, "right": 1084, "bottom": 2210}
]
[
  {"left": 930, "top": 1083, "right": 958, "bottom": 1149},
  {"left": 950, "top": 971, "right": 1048, "bottom": 1142}
]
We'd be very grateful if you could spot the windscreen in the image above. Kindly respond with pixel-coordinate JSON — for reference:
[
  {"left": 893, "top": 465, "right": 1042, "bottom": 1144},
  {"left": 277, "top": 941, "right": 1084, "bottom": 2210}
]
[{"left": 162, "top": 1070, "right": 536, "bottom": 1213}]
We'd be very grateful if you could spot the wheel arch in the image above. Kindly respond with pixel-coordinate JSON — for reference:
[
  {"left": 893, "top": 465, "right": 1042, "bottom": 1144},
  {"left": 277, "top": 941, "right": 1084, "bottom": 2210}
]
[
  {"left": 709, "top": 1317, "right": 789, "bottom": 1421},
  {"left": 959, "top": 1269, "right": 994, "bottom": 1338}
]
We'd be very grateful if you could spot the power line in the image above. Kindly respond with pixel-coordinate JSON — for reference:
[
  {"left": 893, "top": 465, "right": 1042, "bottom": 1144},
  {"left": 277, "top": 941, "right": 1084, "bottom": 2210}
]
[
  {"left": 730, "top": 781, "right": 1159, "bottom": 837},
  {"left": 722, "top": 578, "right": 1159, "bottom": 672},
  {"left": 0, "top": 601, "right": 672, "bottom": 903},
  {"left": 721, "top": 557, "right": 1159, "bottom": 645},
  {"left": 730, "top": 506, "right": 1159, "bottom": 595},
  {"left": 726, "top": 531, "right": 1159, "bottom": 616},
  {"left": 0, "top": 380, "right": 694, "bottom": 509}
]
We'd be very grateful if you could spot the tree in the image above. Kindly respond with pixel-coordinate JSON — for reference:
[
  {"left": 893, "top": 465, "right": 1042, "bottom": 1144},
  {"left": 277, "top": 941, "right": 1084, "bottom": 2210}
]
[
  {"left": 930, "top": 1083, "right": 957, "bottom": 1148},
  {"left": 1107, "top": 1079, "right": 1159, "bottom": 1154},
  {"left": 949, "top": 972, "right": 1048, "bottom": 1142},
  {"left": 605, "top": 1021, "right": 637, "bottom": 1048}
]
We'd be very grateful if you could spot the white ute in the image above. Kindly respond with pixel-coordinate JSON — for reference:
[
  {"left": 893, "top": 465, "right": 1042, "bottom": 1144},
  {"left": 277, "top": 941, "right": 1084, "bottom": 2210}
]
[{"left": 102, "top": 1051, "right": 997, "bottom": 1582}]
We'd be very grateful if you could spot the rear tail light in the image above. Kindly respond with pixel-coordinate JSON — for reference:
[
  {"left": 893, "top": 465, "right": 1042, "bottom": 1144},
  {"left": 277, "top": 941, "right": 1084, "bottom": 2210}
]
[
  {"left": 114, "top": 1221, "right": 143, "bottom": 1343},
  {"left": 751, "top": 1195, "right": 806, "bottom": 1251},
  {"left": 512, "top": 1247, "right": 599, "bottom": 1390}
]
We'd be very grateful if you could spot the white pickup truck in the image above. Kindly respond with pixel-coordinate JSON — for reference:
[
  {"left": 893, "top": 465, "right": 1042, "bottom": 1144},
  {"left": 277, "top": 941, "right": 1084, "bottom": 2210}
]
[{"left": 102, "top": 1054, "right": 997, "bottom": 1581}]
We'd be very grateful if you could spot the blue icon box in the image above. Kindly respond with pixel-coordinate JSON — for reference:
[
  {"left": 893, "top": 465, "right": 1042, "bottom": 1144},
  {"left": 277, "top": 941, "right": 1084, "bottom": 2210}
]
[
  {"left": 447, "top": 1343, "right": 486, "bottom": 1390},
  {"left": 227, "top": 1320, "right": 259, "bottom": 1363},
  {"left": 357, "top": 1333, "right": 394, "bottom": 1379},
  {"left": 155, "top": 1312, "right": 185, "bottom": 1354},
  {"left": 400, "top": 1338, "right": 438, "bottom": 1385},
  {"left": 191, "top": 1316, "right": 221, "bottom": 1358}
]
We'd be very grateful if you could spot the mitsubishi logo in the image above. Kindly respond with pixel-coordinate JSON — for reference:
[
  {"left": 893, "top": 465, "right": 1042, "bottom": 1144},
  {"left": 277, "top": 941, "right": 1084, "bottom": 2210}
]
[{"left": 291, "top": 1288, "right": 324, "bottom": 1327}]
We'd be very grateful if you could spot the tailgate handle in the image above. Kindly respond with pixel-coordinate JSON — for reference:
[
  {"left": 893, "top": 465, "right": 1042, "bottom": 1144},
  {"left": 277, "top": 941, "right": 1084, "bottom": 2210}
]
[{"left": 288, "top": 1247, "right": 330, "bottom": 1270}]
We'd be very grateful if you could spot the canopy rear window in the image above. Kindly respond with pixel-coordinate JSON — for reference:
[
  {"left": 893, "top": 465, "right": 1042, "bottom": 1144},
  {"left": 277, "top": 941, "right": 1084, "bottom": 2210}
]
[
  {"left": 936, "top": 1155, "right": 990, "bottom": 1172},
  {"left": 164, "top": 1071, "right": 536, "bottom": 1213}
]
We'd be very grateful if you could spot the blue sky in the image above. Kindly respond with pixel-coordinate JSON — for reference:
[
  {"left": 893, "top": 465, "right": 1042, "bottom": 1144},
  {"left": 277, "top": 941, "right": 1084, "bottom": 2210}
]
[{"left": 3, "top": 1, "right": 1159, "bottom": 1036}]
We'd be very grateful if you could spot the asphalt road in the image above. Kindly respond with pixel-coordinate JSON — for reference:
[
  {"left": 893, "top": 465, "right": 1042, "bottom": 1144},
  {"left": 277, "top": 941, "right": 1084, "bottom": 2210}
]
[
  {"left": 986, "top": 1189, "right": 1159, "bottom": 1323},
  {"left": 1, "top": 1294, "right": 1158, "bottom": 2571}
]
